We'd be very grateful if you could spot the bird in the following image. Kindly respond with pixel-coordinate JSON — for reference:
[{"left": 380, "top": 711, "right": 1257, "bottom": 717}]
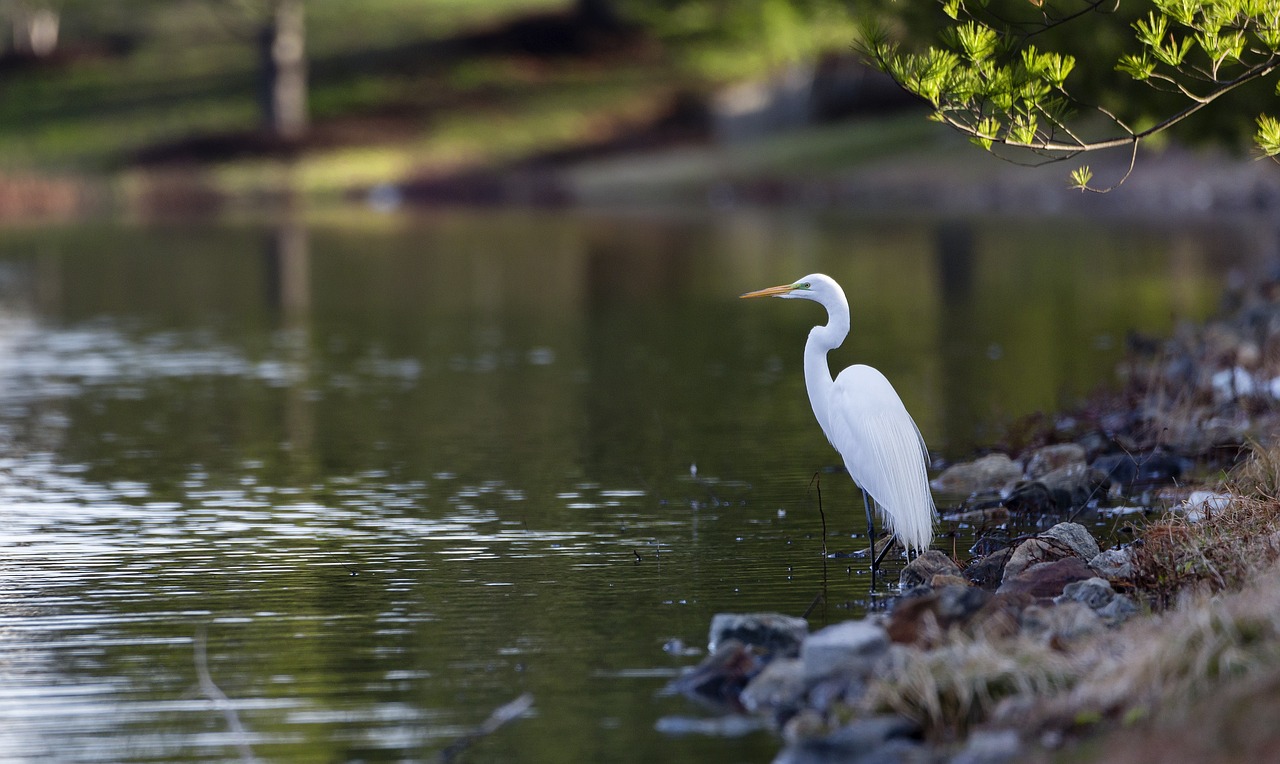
[{"left": 740, "top": 273, "right": 936, "bottom": 578}]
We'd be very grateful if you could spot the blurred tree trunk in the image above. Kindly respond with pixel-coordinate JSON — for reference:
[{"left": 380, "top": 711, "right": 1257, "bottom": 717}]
[{"left": 258, "top": 0, "right": 307, "bottom": 142}]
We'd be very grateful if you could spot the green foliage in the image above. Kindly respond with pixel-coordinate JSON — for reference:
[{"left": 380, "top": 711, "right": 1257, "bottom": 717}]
[{"left": 861, "top": 0, "right": 1280, "bottom": 189}]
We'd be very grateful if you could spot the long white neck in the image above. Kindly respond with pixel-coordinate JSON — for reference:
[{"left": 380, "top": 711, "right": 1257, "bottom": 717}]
[{"left": 804, "top": 296, "right": 850, "bottom": 443}]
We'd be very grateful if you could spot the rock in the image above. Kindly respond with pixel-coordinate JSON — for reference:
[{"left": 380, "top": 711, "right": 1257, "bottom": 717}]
[
  {"left": 777, "top": 713, "right": 921, "bottom": 764},
  {"left": 1096, "top": 594, "right": 1140, "bottom": 625},
  {"left": 947, "top": 506, "right": 1011, "bottom": 524},
  {"left": 899, "top": 550, "right": 963, "bottom": 589},
  {"left": 966, "top": 592, "right": 1032, "bottom": 641},
  {"left": 800, "top": 619, "right": 890, "bottom": 683},
  {"left": 1089, "top": 547, "right": 1135, "bottom": 579},
  {"left": 965, "top": 547, "right": 1013, "bottom": 590},
  {"left": 666, "top": 639, "right": 765, "bottom": 706},
  {"left": 740, "top": 657, "right": 807, "bottom": 717},
  {"left": 930, "top": 453, "right": 1022, "bottom": 496},
  {"left": 951, "top": 729, "right": 1023, "bottom": 764},
  {"left": 1178, "top": 490, "right": 1233, "bottom": 522},
  {"left": 1020, "top": 601, "right": 1103, "bottom": 645},
  {"left": 886, "top": 585, "right": 991, "bottom": 646},
  {"left": 1042, "top": 522, "right": 1101, "bottom": 560},
  {"left": 1039, "top": 464, "right": 1109, "bottom": 507},
  {"left": 931, "top": 573, "right": 971, "bottom": 588},
  {"left": 997, "top": 557, "right": 1095, "bottom": 600},
  {"left": 1090, "top": 450, "right": 1184, "bottom": 488},
  {"left": 709, "top": 612, "right": 808, "bottom": 657},
  {"left": 1024, "top": 443, "right": 1086, "bottom": 479},
  {"left": 1002, "top": 523, "right": 1098, "bottom": 581},
  {"left": 1054, "top": 577, "right": 1115, "bottom": 610},
  {"left": 1007, "top": 465, "right": 1108, "bottom": 513}
]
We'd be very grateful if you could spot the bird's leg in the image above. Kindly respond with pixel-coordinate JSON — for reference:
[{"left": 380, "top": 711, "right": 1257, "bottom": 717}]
[
  {"left": 861, "top": 488, "right": 877, "bottom": 590},
  {"left": 874, "top": 538, "right": 894, "bottom": 569}
]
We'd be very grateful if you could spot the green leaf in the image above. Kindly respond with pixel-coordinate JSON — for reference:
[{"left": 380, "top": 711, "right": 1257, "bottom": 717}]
[
  {"left": 1255, "top": 114, "right": 1280, "bottom": 156},
  {"left": 1070, "top": 165, "right": 1093, "bottom": 191}
]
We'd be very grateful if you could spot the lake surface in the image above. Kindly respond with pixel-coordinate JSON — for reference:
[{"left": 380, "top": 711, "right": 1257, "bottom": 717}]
[{"left": 0, "top": 210, "right": 1262, "bottom": 761}]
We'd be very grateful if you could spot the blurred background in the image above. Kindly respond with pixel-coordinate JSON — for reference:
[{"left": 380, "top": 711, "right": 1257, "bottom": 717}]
[
  {"left": 1, "top": 2, "right": 1278, "bottom": 763},
  {"left": 3, "top": 0, "right": 1275, "bottom": 217}
]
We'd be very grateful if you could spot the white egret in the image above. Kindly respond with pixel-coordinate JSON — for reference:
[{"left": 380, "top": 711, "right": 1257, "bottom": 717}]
[{"left": 741, "top": 273, "right": 936, "bottom": 576}]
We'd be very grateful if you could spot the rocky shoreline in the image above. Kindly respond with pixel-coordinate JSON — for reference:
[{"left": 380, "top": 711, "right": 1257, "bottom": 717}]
[{"left": 661, "top": 263, "right": 1280, "bottom": 761}]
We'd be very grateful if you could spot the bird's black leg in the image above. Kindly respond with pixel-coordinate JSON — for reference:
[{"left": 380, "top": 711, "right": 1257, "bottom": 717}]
[{"left": 861, "top": 488, "right": 876, "bottom": 590}]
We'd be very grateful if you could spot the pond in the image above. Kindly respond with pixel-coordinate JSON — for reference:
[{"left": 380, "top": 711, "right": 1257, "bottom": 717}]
[{"left": 0, "top": 209, "right": 1261, "bottom": 761}]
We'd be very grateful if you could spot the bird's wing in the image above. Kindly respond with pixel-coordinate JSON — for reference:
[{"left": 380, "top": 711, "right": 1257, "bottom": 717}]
[{"left": 827, "top": 364, "right": 936, "bottom": 552}]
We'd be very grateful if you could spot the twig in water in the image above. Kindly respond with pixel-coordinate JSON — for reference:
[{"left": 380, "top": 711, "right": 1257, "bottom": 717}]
[
  {"left": 438, "top": 693, "right": 535, "bottom": 763},
  {"left": 194, "top": 626, "right": 256, "bottom": 763}
]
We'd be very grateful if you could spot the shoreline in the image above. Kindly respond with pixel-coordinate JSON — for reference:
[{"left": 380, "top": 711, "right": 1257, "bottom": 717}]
[{"left": 665, "top": 262, "right": 1280, "bottom": 762}]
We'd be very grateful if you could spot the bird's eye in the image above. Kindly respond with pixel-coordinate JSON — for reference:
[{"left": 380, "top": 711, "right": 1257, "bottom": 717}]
[{"left": 802, "top": 282, "right": 811, "bottom": 288}]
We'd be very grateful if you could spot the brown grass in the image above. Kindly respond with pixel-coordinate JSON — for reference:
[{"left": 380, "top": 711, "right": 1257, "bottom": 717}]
[{"left": 861, "top": 445, "right": 1280, "bottom": 750}]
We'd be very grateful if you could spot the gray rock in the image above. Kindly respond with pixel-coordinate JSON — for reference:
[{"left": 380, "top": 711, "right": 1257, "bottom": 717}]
[
  {"left": 800, "top": 619, "right": 890, "bottom": 682},
  {"left": 740, "top": 657, "right": 807, "bottom": 716},
  {"left": 1089, "top": 547, "right": 1135, "bottom": 580},
  {"left": 1096, "top": 594, "right": 1140, "bottom": 625},
  {"left": 1054, "top": 577, "right": 1115, "bottom": 610},
  {"left": 1020, "top": 601, "right": 1103, "bottom": 644},
  {"left": 1005, "top": 523, "right": 1100, "bottom": 581},
  {"left": 900, "top": 549, "right": 963, "bottom": 589},
  {"left": 965, "top": 547, "right": 1013, "bottom": 590},
  {"left": 930, "top": 454, "right": 1022, "bottom": 496},
  {"left": 777, "top": 713, "right": 922, "bottom": 763},
  {"left": 1038, "top": 464, "right": 1109, "bottom": 508},
  {"left": 1024, "top": 443, "right": 1086, "bottom": 479},
  {"left": 1042, "top": 522, "right": 1100, "bottom": 560},
  {"left": 951, "top": 729, "right": 1023, "bottom": 764},
  {"left": 709, "top": 612, "right": 808, "bottom": 657}
]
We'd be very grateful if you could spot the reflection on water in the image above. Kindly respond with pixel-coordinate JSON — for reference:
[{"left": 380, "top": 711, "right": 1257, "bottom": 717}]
[{"left": 0, "top": 210, "right": 1264, "bottom": 761}]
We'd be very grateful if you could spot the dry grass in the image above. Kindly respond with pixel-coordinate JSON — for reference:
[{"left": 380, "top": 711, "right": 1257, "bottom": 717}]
[
  {"left": 861, "top": 639, "right": 1082, "bottom": 739},
  {"left": 861, "top": 445, "right": 1280, "bottom": 748},
  {"left": 1130, "top": 444, "right": 1280, "bottom": 606}
]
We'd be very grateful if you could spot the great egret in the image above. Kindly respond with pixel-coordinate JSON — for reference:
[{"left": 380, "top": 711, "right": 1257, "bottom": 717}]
[{"left": 741, "top": 273, "right": 936, "bottom": 576}]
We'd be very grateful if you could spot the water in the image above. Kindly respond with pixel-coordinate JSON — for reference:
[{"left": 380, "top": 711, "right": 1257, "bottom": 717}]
[{"left": 0, "top": 210, "right": 1261, "bottom": 761}]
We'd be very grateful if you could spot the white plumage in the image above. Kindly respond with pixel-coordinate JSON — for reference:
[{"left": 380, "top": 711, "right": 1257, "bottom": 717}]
[{"left": 741, "top": 273, "right": 936, "bottom": 555}]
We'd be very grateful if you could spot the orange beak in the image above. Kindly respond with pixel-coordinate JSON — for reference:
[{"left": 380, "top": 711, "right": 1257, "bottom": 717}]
[{"left": 739, "top": 283, "right": 795, "bottom": 299}]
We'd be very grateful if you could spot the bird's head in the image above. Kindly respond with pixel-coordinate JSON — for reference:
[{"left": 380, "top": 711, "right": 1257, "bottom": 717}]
[{"left": 740, "top": 273, "right": 841, "bottom": 303}]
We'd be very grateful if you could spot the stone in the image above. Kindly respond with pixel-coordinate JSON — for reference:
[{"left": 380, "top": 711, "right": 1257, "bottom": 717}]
[
  {"left": 1042, "top": 522, "right": 1101, "bottom": 561},
  {"left": 1021, "top": 601, "right": 1103, "bottom": 645},
  {"left": 777, "top": 713, "right": 921, "bottom": 763},
  {"left": 951, "top": 729, "right": 1023, "bottom": 764},
  {"left": 1039, "top": 464, "right": 1109, "bottom": 508},
  {"left": 930, "top": 453, "right": 1023, "bottom": 496},
  {"left": 666, "top": 639, "right": 765, "bottom": 706},
  {"left": 947, "top": 506, "right": 1011, "bottom": 524},
  {"left": 740, "top": 657, "right": 807, "bottom": 717},
  {"left": 1090, "top": 450, "right": 1185, "bottom": 488},
  {"left": 1054, "top": 577, "right": 1116, "bottom": 610},
  {"left": 886, "top": 585, "right": 991, "bottom": 646},
  {"left": 1024, "top": 443, "right": 1086, "bottom": 479},
  {"left": 1002, "top": 523, "right": 1098, "bottom": 581},
  {"left": 800, "top": 619, "right": 890, "bottom": 682},
  {"left": 1096, "top": 594, "right": 1140, "bottom": 625},
  {"left": 708, "top": 612, "right": 808, "bottom": 657},
  {"left": 1089, "top": 547, "right": 1135, "bottom": 580},
  {"left": 899, "top": 549, "right": 963, "bottom": 589},
  {"left": 997, "top": 557, "right": 1095, "bottom": 600},
  {"left": 965, "top": 547, "right": 1014, "bottom": 590}
]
